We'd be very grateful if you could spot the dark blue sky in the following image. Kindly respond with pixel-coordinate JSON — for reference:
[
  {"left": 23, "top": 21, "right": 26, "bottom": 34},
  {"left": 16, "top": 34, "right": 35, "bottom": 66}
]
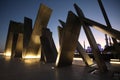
[{"left": 0, "top": 0, "right": 120, "bottom": 52}]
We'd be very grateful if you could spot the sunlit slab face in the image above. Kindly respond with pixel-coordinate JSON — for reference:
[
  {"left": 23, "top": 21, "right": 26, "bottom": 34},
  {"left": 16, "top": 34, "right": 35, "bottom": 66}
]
[
  {"left": 23, "top": 35, "right": 41, "bottom": 59},
  {"left": 56, "top": 11, "right": 81, "bottom": 67},
  {"left": 24, "top": 4, "right": 52, "bottom": 58},
  {"left": 31, "top": 35, "right": 40, "bottom": 45},
  {"left": 22, "top": 46, "right": 41, "bottom": 60}
]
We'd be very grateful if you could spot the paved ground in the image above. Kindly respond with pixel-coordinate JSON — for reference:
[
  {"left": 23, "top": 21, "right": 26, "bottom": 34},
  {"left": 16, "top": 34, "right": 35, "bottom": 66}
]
[{"left": 0, "top": 55, "right": 120, "bottom": 80}]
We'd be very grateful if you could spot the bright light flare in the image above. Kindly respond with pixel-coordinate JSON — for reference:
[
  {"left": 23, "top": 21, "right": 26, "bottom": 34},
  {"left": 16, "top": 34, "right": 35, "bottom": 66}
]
[
  {"left": 23, "top": 54, "right": 40, "bottom": 59},
  {"left": 4, "top": 51, "right": 11, "bottom": 57},
  {"left": 73, "top": 58, "right": 83, "bottom": 61},
  {"left": 110, "top": 59, "right": 120, "bottom": 62},
  {"left": 110, "top": 61, "right": 120, "bottom": 64},
  {"left": 110, "top": 59, "right": 120, "bottom": 64},
  {"left": 23, "top": 59, "right": 40, "bottom": 64},
  {"left": 73, "top": 57, "right": 93, "bottom": 61},
  {"left": 23, "top": 53, "right": 40, "bottom": 64}
]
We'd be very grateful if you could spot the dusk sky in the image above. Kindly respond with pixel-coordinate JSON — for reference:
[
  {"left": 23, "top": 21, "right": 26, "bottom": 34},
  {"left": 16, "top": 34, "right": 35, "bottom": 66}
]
[{"left": 0, "top": 0, "right": 120, "bottom": 52}]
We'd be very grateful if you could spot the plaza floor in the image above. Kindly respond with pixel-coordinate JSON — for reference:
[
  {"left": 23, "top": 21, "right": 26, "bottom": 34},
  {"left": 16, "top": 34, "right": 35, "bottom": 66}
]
[{"left": 0, "top": 55, "right": 120, "bottom": 80}]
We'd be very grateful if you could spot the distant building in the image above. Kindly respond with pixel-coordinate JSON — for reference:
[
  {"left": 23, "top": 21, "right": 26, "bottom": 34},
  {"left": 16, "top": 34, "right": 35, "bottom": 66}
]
[
  {"left": 86, "top": 46, "right": 92, "bottom": 53},
  {"left": 97, "top": 44, "right": 103, "bottom": 52},
  {"left": 86, "top": 44, "right": 103, "bottom": 53}
]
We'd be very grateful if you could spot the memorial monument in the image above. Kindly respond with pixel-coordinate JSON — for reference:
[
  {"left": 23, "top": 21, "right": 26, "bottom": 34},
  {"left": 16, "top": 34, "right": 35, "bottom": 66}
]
[
  {"left": 4, "top": 1, "right": 120, "bottom": 73},
  {"left": 4, "top": 17, "right": 32, "bottom": 58}
]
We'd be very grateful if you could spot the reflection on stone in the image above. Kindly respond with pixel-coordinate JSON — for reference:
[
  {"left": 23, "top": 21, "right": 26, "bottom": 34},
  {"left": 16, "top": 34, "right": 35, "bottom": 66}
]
[{"left": 23, "top": 58, "right": 40, "bottom": 64}]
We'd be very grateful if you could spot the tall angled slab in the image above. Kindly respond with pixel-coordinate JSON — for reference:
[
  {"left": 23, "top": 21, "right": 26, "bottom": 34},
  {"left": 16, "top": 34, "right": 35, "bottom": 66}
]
[
  {"left": 4, "top": 31, "right": 14, "bottom": 57},
  {"left": 98, "top": 0, "right": 120, "bottom": 53},
  {"left": 23, "top": 17, "right": 32, "bottom": 50},
  {"left": 14, "top": 17, "right": 32, "bottom": 58},
  {"left": 75, "top": 14, "right": 120, "bottom": 40},
  {"left": 12, "top": 23, "right": 24, "bottom": 58},
  {"left": 56, "top": 11, "right": 81, "bottom": 67},
  {"left": 58, "top": 21, "right": 93, "bottom": 66},
  {"left": 24, "top": 4, "right": 52, "bottom": 58},
  {"left": 4, "top": 21, "right": 24, "bottom": 57},
  {"left": 40, "top": 28, "right": 57, "bottom": 63},
  {"left": 57, "top": 26, "right": 63, "bottom": 47},
  {"left": 76, "top": 42, "right": 93, "bottom": 66},
  {"left": 11, "top": 33, "right": 18, "bottom": 57},
  {"left": 74, "top": 4, "right": 108, "bottom": 72},
  {"left": 14, "top": 33, "right": 23, "bottom": 57}
]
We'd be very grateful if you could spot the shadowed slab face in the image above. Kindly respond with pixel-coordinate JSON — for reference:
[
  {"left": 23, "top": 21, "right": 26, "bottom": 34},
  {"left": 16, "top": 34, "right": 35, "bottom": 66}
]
[
  {"left": 4, "top": 21, "right": 24, "bottom": 57},
  {"left": 13, "top": 18, "right": 32, "bottom": 58},
  {"left": 24, "top": 4, "right": 52, "bottom": 58},
  {"left": 56, "top": 11, "right": 81, "bottom": 67},
  {"left": 57, "top": 26, "right": 63, "bottom": 47},
  {"left": 23, "top": 17, "right": 32, "bottom": 50},
  {"left": 14, "top": 33, "right": 23, "bottom": 58},
  {"left": 40, "top": 28, "right": 57, "bottom": 63}
]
